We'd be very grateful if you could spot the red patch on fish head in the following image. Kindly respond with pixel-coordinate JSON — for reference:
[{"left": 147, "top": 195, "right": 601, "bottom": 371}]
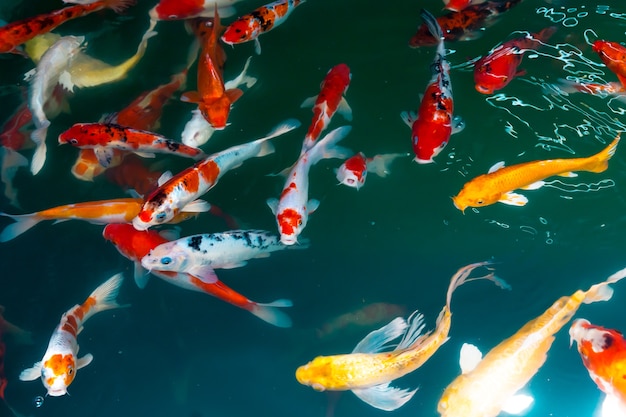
[
  {"left": 199, "top": 99, "right": 230, "bottom": 130},
  {"left": 153, "top": 0, "right": 204, "bottom": 19},
  {"left": 277, "top": 208, "right": 302, "bottom": 242},
  {"left": 222, "top": 19, "right": 254, "bottom": 44},
  {"left": 104, "top": 224, "right": 168, "bottom": 261},
  {"left": 43, "top": 354, "right": 75, "bottom": 395}
]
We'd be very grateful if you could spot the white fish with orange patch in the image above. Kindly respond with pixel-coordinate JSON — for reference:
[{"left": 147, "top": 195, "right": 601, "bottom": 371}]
[
  {"left": 336, "top": 152, "right": 408, "bottom": 190},
  {"left": 267, "top": 126, "right": 352, "bottom": 245},
  {"left": 19, "top": 273, "right": 126, "bottom": 396}
]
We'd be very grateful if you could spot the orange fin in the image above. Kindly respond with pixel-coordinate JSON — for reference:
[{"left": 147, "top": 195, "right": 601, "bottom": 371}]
[
  {"left": 226, "top": 88, "right": 243, "bottom": 104},
  {"left": 181, "top": 91, "right": 201, "bottom": 104}
]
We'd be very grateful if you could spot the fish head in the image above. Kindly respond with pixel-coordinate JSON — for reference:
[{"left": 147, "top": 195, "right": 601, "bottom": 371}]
[
  {"left": 141, "top": 243, "right": 187, "bottom": 272},
  {"left": 570, "top": 319, "right": 624, "bottom": 354},
  {"left": 473, "top": 49, "right": 521, "bottom": 94},
  {"left": 295, "top": 356, "right": 335, "bottom": 391},
  {"left": 277, "top": 207, "right": 306, "bottom": 245},
  {"left": 452, "top": 180, "right": 500, "bottom": 212},
  {"left": 199, "top": 100, "right": 229, "bottom": 130},
  {"left": 221, "top": 19, "right": 255, "bottom": 45},
  {"left": 335, "top": 165, "right": 364, "bottom": 189},
  {"left": 42, "top": 353, "right": 76, "bottom": 397}
]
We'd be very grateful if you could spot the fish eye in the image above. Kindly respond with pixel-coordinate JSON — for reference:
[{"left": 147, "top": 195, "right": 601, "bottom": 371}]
[
  {"left": 477, "top": 199, "right": 484, "bottom": 205},
  {"left": 69, "top": 138, "right": 78, "bottom": 145},
  {"left": 67, "top": 366, "right": 74, "bottom": 376},
  {"left": 156, "top": 212, "right": 167, "bottom": 222},
  {"left": 161, "top": 257, "right": 172, "bottom": 265}
]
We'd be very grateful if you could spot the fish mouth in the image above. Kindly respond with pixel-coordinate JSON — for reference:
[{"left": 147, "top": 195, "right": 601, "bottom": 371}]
[
  {"left": 475, "top": 85, "right": 494, "bottom": 95},
  {"left": 47, "top": 387, "right": 67, "bottom": 397},
  {"left": 414, "top": 156, "right": 434, "bottom": 164},
  {"left": 131, "top": 217, "right": 149, "bottom": 231},
  {"left": 451, "top": 196, "right": 466, "bottom": 213}
]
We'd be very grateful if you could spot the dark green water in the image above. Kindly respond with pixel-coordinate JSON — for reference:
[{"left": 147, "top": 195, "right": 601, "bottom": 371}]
[{"left": 1, "top": 0, "right": 626, "bottom": 416}]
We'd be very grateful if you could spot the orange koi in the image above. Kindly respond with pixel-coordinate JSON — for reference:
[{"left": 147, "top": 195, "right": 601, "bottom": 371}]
[
  {"left": 593, "top": 40, "right": 626, "bottom": 87},
  {"left": 0, "top": 0, "right": 134, "bottom": 54}
]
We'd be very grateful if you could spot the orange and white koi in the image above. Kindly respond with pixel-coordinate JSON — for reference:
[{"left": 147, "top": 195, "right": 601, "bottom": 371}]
[
  {"left": 443, "top": 0, "right": 486, "bottom": 12},
  {"left": 29, "top": 35, "right": 85, "bottom": 176},
  {"left": 335, "top": 152, "right": 407, "bottom": 190},
  {"left": 300, "top": 63, "right": 352, "bottom": 154},
  {"left": 402, "top": 10, "right": 463, "bottom": 164},
  {"left": 0, "top": 0, "right": 133, "bottom": 54},
  {"left": 452, "top": 135, "right": 620, "bottom": 212},
  {"left": 132, "top": 119, "right": 300, "bottom": 231},
  {"left": 103, "top": 224, "right": 293, "bottom": 327},
  {"left": 296, "top": 262, "right": 509, "bottom": 411},
  {"left": 474, "top": 27, "right": 556, "bottom": 94},
  {"left": 19, "top": 273, "right": 126, "bottom": 396},
  {"left": 570, "top": 319, "right": 626, "bottom": 416},
  {"left": 221, "top": 0, "right": 304, "bottom": 55},
  {"left": 59, "top": 123, "right": 206, "bottom": 167},
  {"left": 149, "top": 0, "right": 240, "bottom": 20},
  {"left": 0, "top": 197, "right": 208, "bottom": 242},
  {"left": 181, "top": 11, "right": 242, "bottom": 130},
  {"left": 267, "top": 126, "right": 351, "bottom": 245},
  {"left": 437, "top": 266, "right": 626, "bottom": 417}
]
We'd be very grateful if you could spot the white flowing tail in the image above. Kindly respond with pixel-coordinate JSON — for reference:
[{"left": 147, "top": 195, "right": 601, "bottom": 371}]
[{"left": 249, "top": 298, "right": 293, "bottom": 328}]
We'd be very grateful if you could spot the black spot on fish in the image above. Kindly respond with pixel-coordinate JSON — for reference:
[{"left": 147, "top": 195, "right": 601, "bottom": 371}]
[
  {"left": 188, "top": 235, "right": 203, "bottom": 251},
  {"left": 603, "top": 333, "right": 614, "bottom": 350},
  {"left": 166, "top": 141, "right": 181, "bottom": 152}
]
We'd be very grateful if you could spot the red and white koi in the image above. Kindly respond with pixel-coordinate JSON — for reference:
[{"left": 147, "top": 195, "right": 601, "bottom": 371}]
[
  {"left": 132, "top": 119, "right": 300, "bottom": 231},
  {"left": 149, "top": 0, "right": 240, "bottom": 20},
  {"left": 221, "top": 0, "right": 304, "bottom": 55},
  {"left": 0, "top": 0, "right": 132, "bottom": 54},
  {"left": 103, "top": 224, "right": 293, "bottom": 327},
  {"left": 336, "top": 152, "right": 408, "bottom": 190},
  {"left": 442, "top": 0, "right": 486, "bottom": 12},
  {"left": 58, "top": 123, "right": 206, "bottom": 167},
  {"left": 141, "top": 230, "right": 307, "bottom": 281},
  {"left": 300, "top": 63, "right": 352, "bottom": 154},
  {"left": 267, "top": 126, "right": 352, "bottom": 245},
  {"left": 29, "top": 35, "right": 85, "bottom": 175},
  {"left": 401, "top": 10, "right": 463, "bottom": 164},
  {"left": 19, "top": 273, "right": 126, "bottom": 396}
]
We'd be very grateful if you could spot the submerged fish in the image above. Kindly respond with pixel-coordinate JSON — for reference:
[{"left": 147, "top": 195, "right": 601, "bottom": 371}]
[
  {"left": 452, "top": 135, "right": 620, "bottom": 212},
  {"left": 296, "top": 262, "right": 508, "bottom": 411},
  {"left": 437, "top": 265, "right": 626, "bottom": 417}
]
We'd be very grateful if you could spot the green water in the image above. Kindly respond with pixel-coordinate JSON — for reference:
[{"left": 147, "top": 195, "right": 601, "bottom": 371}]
[{"left": 1, "top": 0, "right": 626, "bottom": 416}]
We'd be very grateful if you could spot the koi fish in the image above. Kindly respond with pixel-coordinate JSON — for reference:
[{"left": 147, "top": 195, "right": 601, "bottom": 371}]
[
  {"left": 141, "top": 230, "right": 306, "bottom": 281},
  {"left": 0, "top": 102, "right": 31, "bottom": 206},
  {"left": 474, "top": 27, "right": 556, "bottom": 94},
  {"left": 104, "top": 154, "right": 162, "bottom": 196},
  {"left": 335, "top": 152, "right": 407, "bottom": 190},
  {"left": 452, "top": 135, "right": 620, "bottom": 212},
  {"left": 19, "top": 273, "right": 126, "bottom": 396},
  {"left": 103, "top": 224, "right": 293, "bottom": 327},
  {"left": 300, "top": 63, "right": 352, "bottom": 154},
  {"left": 316, "top": 303, "right": 408, "bottom": 340},
  {"left": 437, "top": 266, "right": 626, "bottom": 417},
  {"left": 555, "top": 79, "right": 625, "bottom": 97},
  {"left": 181, "top": 11, "right": 242, "bottom": 130},
  {"left": 592, "top": 40, "right": 626, "bottom": 87},
  {"left": 132, "top": 119, "right": 300, "bottom": 231},
  {"left": 409, "top": 0, "right": 523, "bottom": 48},
  {"left": 267, "top": 126, "right": 352, "bottom": 245},
  {"left": 221, "top": 0, "right": 304, "bottom": 55},
  {"left": 570, "top": 319, "right": 626, "bottom": 415},
  {"left": 0, "top": 0, "right": 133, "bottom": 54},
  {"left": 443, "top": 0, "right": 486, "bottom": 12},
  {"left": 402, "top": 10, "right": 463, "bottom": 164},
  {"left": 0, "top": 197, "right": 208, "bottom": 242},
  {"left": 148, "top": 0, "right": 240, "bottom": 20},
  {"left": 0, "top": 306, "right": 33, "bottom": 402},
  {"left": 29, "top": 35, "right": 85, "bottom": 175},
  {"left": 296, "top": 261, "right": 509, "bottom": 411},
  {"left": 58, "top": 123, "right": 206, "bottom": 167},
  {"left": 71, "top": 149, "right": 125, "bottom": 182}
]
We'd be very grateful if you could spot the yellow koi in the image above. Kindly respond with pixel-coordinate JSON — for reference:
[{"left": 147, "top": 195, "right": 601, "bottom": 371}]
[
  {"left": 452, "top": 134, "right": 620, "bottom": 212},
  {"left": 437, "top": 265, "right": 626, "bottom": 417},
  {"left": 295, "top": 261, "right": 508, "bottom": 411}
]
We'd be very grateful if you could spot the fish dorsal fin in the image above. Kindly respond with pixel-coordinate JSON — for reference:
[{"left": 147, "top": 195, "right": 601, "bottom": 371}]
[
  {"left": 352, "top": 317, "right": 408, "bottom": 354},
  {"left": 501, "top": 393, "right": 534, "bottom": 415},
  {"left": 352, "top": 382, "right": 418, "bottom": 411},
  {"left": 157, "top": 170, "right": 173, "bottom": 186},
  {"left": 77, "top": 353, "right": 93, "bottom": 370},
  {"left": 499, "top": 192, "right": 528, "bottom": 206},
  {"left": 459, "top": 343, "right": 482, "bottom": 374},
  {"left": 488, "top": 161, "right": 505, "bottom": 173}
]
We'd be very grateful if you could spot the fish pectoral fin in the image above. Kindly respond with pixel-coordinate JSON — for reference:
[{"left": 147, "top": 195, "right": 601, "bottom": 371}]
[
  {"left": 94, "top": 146, "right": 115, "bottom": 167},
  {"left": 499, "top": 192, "right": 528, "bottom": 206},
  {"left": 134, "top": 151, "right": 156, "bottom": 159},
  {"left": 300, "top": 95, "right": 317, "bottom": 108},
  {"left": 19, "top": 361, "right": 43, "bottom": 381},
  {"left": 254, "top": 38, "right": 262, "bottom": 55},
  {"left": 134, "top": 261, "right": 150, "bottom": 289},
  {"left": 521, "top": 180, "right": 545, "bottom": 190},
  {"left": 267, "top": 198, "right": 279, "bottom": 215},
  {"left": 157, "top": 170, "right": 173, "bottom": 186},
  {"left": 352, "top": 317, "right": 408, "bottom": 354},
  {"left": 189, "top": 265, "right": 219, "bottom": 284},
  {"left": 180, "top": 91, "right": 201, "bottom": 104},
  {"left": 400, "top": 111, "right": 417, "bottom": 127},
  {"left": 558, "top": 171, "right": 578, "bottom": 178},
  {"left": 182, "top": 199, "right": 211, "bottom": 213},
  {"left": 338, "top": 97, "right": 353, "bottom": 121},
  {"left": 307, "top": 199, "right": 320, "bottom": 214},
  {"left": 459, "top": 343, "right": 482, "bottom": 374},
  {"left": 220, "top": 261, "right": 248, "bottom": 269},
  {"left": 515, "top": 69, "right": 527, "bottom": 77},
  {"left": 58, "top": 70, "right": 76, "bottom": 92},
  {"left": 158, "top": 229, "right": 181, "bottom": 241},
  {"left": 225, "top": 88, "right": 244, "bottom": 104},
  {"left": 352, "top": 382, "right": 418, "bottom": 412},
  {"left": 488, "top": 161, "right": 505, "bottom": 173},
  {"left": 77, "top": 353, "right": 94, "bottom": 370},
  {"left": 501, "top": 393, "right": 534, "bottom": 415}
]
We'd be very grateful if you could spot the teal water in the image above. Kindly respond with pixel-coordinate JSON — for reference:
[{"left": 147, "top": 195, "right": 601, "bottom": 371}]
[{"left": 2, "top": 0, "right": 626, "bottom": 416}]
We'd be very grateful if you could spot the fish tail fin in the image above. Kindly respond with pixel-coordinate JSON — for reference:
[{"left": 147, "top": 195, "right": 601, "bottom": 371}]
[
  {"left": 83, "top": 273, "right": 127, "bottom": 320},
  {"left": 0, "top": 146, "right": 29, "bottom": 207},
  {"left": 104, "top": 0, "right": 136, "bottom": 14},
  {"left": 537, "top": 26, "right": 558, "bottom": 43},
  {"left": 445, "top": 261, "right": 511, "bottom": 309},
  {"left": 420, "top": 9, "right": 443, "bottom": 42},
  {"left": 30, "top": 123, "right": 49, "bottom": 175},
  {"left": 306, "top": 126, "right": 353, "bottom": 166},
  {"left": 586, "top": 134, "right": 620, "bottom": 173},
  {"left": 253, "top": 118, "right": 302, "bottom": 157},
  {"left": 248, "top": 299, "right": 293, "bottom": 328},
  {"left": 367, "top": 153, "right": 408, "bottom": 178},
  {"left": 582, "top": 265, "right": 626, "bottom": 304},
  {"left": 0, "top": 212, "right": 42, "bottom": 242}
]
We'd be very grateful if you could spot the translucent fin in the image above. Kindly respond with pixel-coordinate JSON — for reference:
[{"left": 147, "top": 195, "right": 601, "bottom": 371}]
[
  {"left": 76, "top": 353, "right": 93, "bottom": 370},
  {"left": 366, "top": 153, "right": 407, "bottom": 178},
  {"left": 352, "top": 317, "right": 407, "bottom": 354},
  {"left": 134, "top": 261, "right": 150, "bottom": 289},
  {"left": 488, "top": 161, "right": 505, "bottom": 173},
  {"left": 0, "top": 213, "right": 42, "bottom": 242},
  {"left": 249, "top": 299, "right": 293, "bottom": 328},
  {"left": 499, "top": 192, "right": 528, "bottom": 206},
  {"left": 396, "top": 310, "right": 427, "bottom": 350},
  {"left": 459, "top": 343, "right": 482, "bottom": 374},
  {"left": 19, "top": 361, "right": 42, "bottom": 381},
  {"left": 521, "top": 180, "right": 545, "bottom": 190},
  {"left": 182, "top": 199, "right": 211, "bottom": 213},
  {"left": 337, "top": 97, "right": 352, "bottom": 121},
  {"left": 84, "top": 272, "right": 127, "bottom": 320},
  {"left": 400, "top": 111, "right": 417, "bottom": 127},
  {"left": 501, "top": 393, "right": 534, "bottom": 415},
  {"left": 352, "top": 382, "right": 417, "bottom": 411},
  {"left": 30, "top": 122, "right": 50, "bottom": 175}
]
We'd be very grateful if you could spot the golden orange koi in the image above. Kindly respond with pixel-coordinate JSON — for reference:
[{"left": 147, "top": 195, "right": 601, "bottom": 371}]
[
  {"left": 452, "top": 135, "right": 620, "bottom": 212},
  {"left": 437, "top": 265, "right": 626, "bottom": 417},
  {"left": 296, "top": 261, "right": 508, "bottom": 411}
]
